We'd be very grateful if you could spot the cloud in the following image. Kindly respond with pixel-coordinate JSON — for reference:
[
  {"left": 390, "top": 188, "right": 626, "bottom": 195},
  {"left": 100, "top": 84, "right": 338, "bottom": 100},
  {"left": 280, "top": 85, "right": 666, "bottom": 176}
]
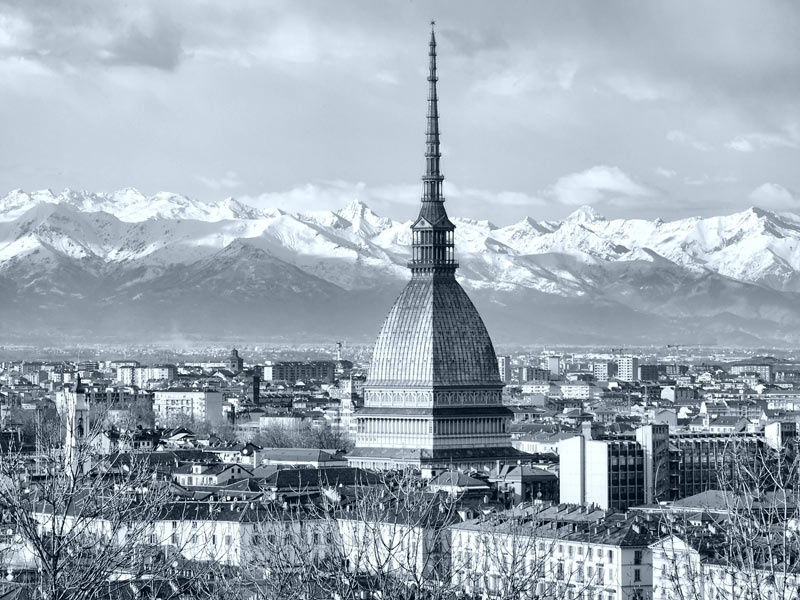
[
  {"left": 749, "top": 183, "right": 800, "bottom": 210},
  {"left": 545, "top": 166, "right": 655, "bottom": 206},
  {"left": 238, "top": 180, "right": 544, "bottom": 220},
  {"left": 683, "top": 174, "right": 738, "bottom": 186},
  {"left": 196, "top": 170, "right": 242, "bottom": 191},
  {"left": 727, "top": 125, "right": 800, "bottom": 152},
  {"left": 666, "top": 130, "right": 710, "bottom": 152},
  {"left": 0, "top": 2, "right": 183, "bottom": 72},
  {"left": 605, "top": 73, "right": 684, "bottom": 102},
  {"left": 101, "top": 16, "right": 182, "bottom": 70},
  {"left": 655, "top": 167, "right": 677, "bottom": 178},
  {"left": 473, "top": 58, "right": 579, "bottom": 97}
]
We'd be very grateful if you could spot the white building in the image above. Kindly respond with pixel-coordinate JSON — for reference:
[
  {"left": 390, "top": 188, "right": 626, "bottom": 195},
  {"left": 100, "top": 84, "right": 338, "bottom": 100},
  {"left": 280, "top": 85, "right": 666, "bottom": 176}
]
[
  {"left": 618, "top": 357, "right": 640, "bottom": 383},
  {"left": 558, "top": 431, "right": 646, "bottom": 510},
  {"left": 497, "top": 356, "right": 512, "bottom": 383},
  {"left": 117, "top": 364, "right": 177, "bottom": 388},
  {"left": 450, "top": 510, "right": 653, "bottom": 600},
  {"left": 559, "top": 382, "right": 595, "bottom": 400},
  {"left": 593, "top": 361, "right": 617, "bottom": 381},
  {"left": 153, "top": 388, "right": 225, "bottom": 426}
]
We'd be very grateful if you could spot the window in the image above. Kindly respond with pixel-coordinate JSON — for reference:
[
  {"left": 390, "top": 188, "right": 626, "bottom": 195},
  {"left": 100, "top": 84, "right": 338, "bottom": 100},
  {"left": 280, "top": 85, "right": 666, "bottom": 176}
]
[
  {"left": 634, "top": 568, "right": 641, "bottom": 582},
  {"left": 608, "top": 550, "right": 613, "bottom": 561},
  {"left": 634, "top": 550, "right": 642, "bottom": 565},
  {"left": 225, "top": 535, "right": 231, "bottom": 545}
]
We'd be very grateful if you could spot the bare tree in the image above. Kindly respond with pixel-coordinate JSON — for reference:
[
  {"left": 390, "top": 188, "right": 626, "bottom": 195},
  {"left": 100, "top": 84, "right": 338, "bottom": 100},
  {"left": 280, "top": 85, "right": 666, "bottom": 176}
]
[
  {"left": 652, "top": 437, "right": 800, "bottom": 600},
  {"left": 0, "top": 399, "right": 230, "bottom": 599}
]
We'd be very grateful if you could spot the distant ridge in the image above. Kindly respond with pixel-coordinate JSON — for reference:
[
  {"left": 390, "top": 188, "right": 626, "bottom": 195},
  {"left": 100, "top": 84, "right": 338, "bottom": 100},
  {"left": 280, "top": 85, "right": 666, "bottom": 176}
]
[{"left": 2, "top": 188, "right": 800, "bottom": 345}]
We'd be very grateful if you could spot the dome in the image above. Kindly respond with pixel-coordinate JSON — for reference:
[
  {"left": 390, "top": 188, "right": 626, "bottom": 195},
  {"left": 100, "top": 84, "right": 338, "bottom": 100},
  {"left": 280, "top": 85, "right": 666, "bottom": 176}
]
[{"left": 367, "top": 275, "right": 503, "bottom": 388}]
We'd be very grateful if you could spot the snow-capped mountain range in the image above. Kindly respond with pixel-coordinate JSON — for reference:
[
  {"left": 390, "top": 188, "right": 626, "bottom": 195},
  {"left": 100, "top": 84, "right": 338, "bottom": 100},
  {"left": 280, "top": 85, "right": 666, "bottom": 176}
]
[{"left": 2, "top": 188, "right": 800, "bottom": 345}]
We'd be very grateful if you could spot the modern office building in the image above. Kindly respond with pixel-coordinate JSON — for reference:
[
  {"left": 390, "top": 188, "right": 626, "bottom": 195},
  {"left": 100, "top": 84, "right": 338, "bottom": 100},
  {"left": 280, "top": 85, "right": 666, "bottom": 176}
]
[
  {"left": 559, "top": 425, "right": 646, "bottom": 510},
  {"left": 638, "top": 364, "right": 660, "bottom": 382},
  {"left": 560, "top": 424, "right": 766, "bottom": 508}
]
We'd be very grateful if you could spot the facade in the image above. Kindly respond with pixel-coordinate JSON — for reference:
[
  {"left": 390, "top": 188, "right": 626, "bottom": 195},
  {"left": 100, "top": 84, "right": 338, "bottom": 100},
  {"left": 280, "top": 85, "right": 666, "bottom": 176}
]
[
  {"left": 263, "top": 361, "right": 336, "bottom": 384},
  {"left": 517, "top": 366, "right": 550, "bottom": 383},
  {"left": 618, "top": 357, "right": 639, "bottom": 382},
  {"left": 561, "top": 425, "right": 767, "bottom": 507},
  {"left": 547, "top": 356, "right": 561, "bottom": 379},
  {"left": 116, "top": 364, "right": 177, "bottom": 388},
  {"left": 348, "top": 27, "right": 518, "bottom": 474},
  {"left": 593, "top": 361, "right": 618, "bottom": 381},
  {"left": 651, "top": 535, "right": 800, "bottom": 600},
  {"left": 729, "top": 362, "right": 772, "bottom": 381},
  {"left": 638, "top": 364, "right": 659, "bottom": 382},
  {"left": 497, "top": 355, "right": 512, "bottom": 383},
  {"left": 153, "top": 388, "right": 225, "bottom": 426},
  {"left": 450, "top": 510, "right": 654, "bottom": 600},
  {"left": 559, "top": 428, "right": 646, "bottom": 510}
]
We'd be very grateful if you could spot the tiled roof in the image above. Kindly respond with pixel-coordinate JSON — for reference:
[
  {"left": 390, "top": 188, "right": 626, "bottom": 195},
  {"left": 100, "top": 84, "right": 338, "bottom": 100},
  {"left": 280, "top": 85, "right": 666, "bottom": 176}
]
[{"left": 367, "top": 275, "right": 502, "bottom": 388}]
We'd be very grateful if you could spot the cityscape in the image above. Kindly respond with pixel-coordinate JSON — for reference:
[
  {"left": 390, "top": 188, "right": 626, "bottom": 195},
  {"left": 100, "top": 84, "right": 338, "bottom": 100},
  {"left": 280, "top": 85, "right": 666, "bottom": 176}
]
[{"left": 2, "top": 2, "right": 800, "bottom": 600}]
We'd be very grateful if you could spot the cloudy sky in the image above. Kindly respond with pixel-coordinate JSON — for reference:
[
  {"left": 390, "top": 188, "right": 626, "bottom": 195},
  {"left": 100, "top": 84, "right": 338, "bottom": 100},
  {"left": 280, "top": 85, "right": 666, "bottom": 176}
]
[{"left": 1, "top": 0, "right": 799, "bottom": 224}]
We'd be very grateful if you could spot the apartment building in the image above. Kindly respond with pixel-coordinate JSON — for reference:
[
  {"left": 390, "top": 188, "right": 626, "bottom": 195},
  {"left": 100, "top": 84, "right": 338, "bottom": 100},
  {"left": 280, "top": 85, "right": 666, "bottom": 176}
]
[
  {"left": 153, "top": 388, "right": 225, "bottom": 426},
  {"left": 450, "top": 508, "right": 654, "bottom": 600}
]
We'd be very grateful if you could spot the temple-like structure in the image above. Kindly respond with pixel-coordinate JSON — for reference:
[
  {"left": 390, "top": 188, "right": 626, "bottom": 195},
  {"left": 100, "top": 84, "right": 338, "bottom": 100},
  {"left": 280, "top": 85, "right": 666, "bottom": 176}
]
[{"left": 348, "top": 25, "right": 520, "bottom": 474}]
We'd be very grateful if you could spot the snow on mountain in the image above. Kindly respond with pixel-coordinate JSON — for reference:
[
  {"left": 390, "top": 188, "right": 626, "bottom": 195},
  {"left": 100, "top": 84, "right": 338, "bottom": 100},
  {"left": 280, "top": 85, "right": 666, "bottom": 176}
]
[
  {"left": 0, "top": 188, "right": 278, "bottom": 223},
  {"left": 4, "top": 187, "right": 800, "bottom": 343}
]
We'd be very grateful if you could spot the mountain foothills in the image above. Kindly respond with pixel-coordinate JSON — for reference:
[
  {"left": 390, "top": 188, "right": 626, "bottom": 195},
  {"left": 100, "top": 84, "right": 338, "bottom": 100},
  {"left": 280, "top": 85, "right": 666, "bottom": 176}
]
[{"left": 2, "top": 188, "right": 800, "bottom": 345}]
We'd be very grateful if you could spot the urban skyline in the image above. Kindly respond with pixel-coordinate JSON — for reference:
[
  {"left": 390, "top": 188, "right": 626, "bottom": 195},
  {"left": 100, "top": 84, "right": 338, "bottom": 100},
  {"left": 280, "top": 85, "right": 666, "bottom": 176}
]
[{"left": 1, "top": 5, "right": 799, "bottom": 599}]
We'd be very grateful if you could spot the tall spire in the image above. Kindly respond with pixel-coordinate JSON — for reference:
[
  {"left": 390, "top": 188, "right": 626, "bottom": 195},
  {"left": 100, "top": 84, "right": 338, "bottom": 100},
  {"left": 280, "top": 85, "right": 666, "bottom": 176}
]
[
  {"left": 424, "top": 21, "right": 442, "bottom": 198},
  {"left": 410, "top": 21, "right": 457, "bottom": 274}
]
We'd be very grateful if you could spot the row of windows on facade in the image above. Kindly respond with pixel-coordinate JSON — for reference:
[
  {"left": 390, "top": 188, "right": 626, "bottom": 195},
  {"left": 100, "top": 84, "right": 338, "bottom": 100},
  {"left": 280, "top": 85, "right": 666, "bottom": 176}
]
[
  {"left": 453, "top": 565, "right": 642, "bottom": 596},
  {"left": 357, "top": 418, "right": 508, "bottom": 435}
]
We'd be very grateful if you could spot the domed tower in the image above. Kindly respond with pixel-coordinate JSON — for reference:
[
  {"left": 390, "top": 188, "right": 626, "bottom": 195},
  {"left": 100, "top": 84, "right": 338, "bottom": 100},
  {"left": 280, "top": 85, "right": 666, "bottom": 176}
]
[{"left": 348, "top": 24, "right": 519, "bottom": 475}]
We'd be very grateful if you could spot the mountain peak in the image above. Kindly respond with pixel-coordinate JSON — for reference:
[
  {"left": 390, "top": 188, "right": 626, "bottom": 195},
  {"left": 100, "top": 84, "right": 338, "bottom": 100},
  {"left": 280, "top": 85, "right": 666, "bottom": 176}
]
[
  {"left": 337, "top": 198, "right": 377, "bottom": 221},
  {"left": 565, "top": 205, "right": 605, "bottom": 223},
  {"left": 335, "top": 199, "right": 391, "bottom": 235}
]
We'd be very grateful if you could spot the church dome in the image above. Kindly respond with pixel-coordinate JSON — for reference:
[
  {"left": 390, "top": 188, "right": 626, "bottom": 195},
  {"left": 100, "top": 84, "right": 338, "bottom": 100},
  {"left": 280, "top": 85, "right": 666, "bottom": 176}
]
[{"left": 367, "top": 275, "right": 503, "bottom": 388}]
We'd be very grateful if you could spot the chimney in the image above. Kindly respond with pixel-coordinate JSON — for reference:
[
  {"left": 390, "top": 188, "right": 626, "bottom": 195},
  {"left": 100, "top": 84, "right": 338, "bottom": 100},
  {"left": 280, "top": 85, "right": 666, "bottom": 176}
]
[{"left": 582, "top": 422, "right": 594, "bottom": 440}]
